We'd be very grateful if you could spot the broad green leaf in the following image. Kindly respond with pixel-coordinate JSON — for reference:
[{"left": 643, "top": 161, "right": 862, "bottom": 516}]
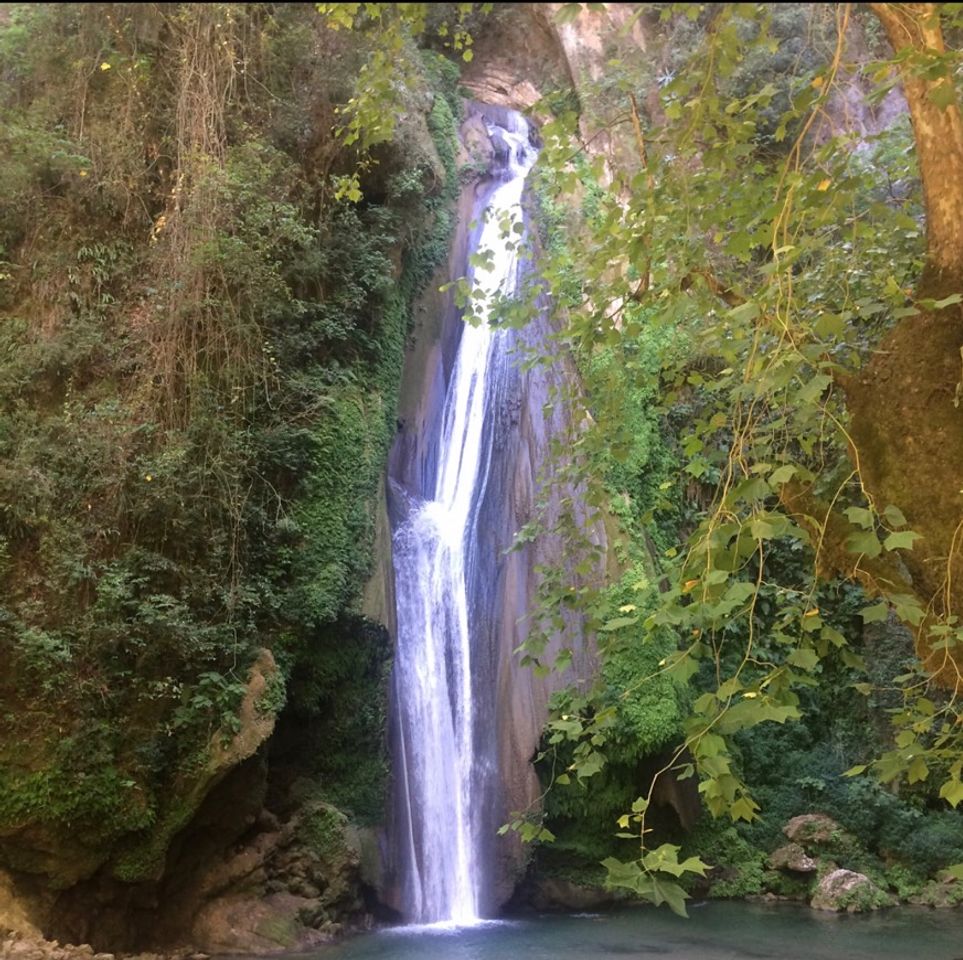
[
  {"left": 750, "top": 515, "right": 784, "bottom": 541},
  {"left": 730, "top": 796, "right": 759, "bottom": 822},
  {"left": 846, "top": 530, "right": 882, "bottom": 558},
  {"left": 892, "top": 594, "right": 925, "bottom": 626},
  {"left": 573, "top": 751, "right": 604, "bottom": 780},
  {"left": 932, "top": 292, "right": 963, "bottom": 309},
  {"left": 844, "top": 506, "right": 874, "bottom": 529},
  {"left": 926, "top": 82, "right": 955, "bottom": 109},
  {"left": 555, "top": 2, "right": 583, "bottom": 24},
  {"left": 813, "top": 313, "right": 845, "bottom": 339},
  {"left": 651, "top": 877, "right": 690, "bottom": 917},
  {"left": 601, "top": 856, "right": 642, "bottom": 890},
  {"left": 796, "top": 373, "right": 832, "bottom": 405},
  {"left": 940, "top": 777, "right": 963, "bottom": 808},
  {"left": 769, "top": 464, "right": 797, "bottom": 484},
  {"left": 860, "top": 601, "right": 890, "bottom": 623},
  {"left": 883, "top": 504, "right": 908, "bottom": 527},
  {"left": 839, "top": 648, "right": 865, "bottom": 670},
  {"left": 728, "top": 301, "right": 760, "bottom": 323},
  {"left": 679, "top": 856, "right": 709, "bottom": 877},
  {"left": 884, "top": 530, "right": 922, "bottom": 551},
  {"left": 787, "top": 647, "right": 819, "bottom": 671},
  {"left": 907, "top": 755, "right": 929, "bottom": 784}
]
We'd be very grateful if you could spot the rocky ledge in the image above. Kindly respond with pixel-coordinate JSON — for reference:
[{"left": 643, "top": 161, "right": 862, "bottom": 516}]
[{"left": 0, "top": 931, "right": 205, "bottom": 960}]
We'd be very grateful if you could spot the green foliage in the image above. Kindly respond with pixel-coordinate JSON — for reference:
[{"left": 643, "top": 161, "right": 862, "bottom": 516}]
[
  {"left": 603, "top": 838, "right": 708, "bottom": 917},
  {"left": 883, "top": 863, "right": 926, "bottom": 901},
  {"left": 0, "top": 0, "right": 461, "bottom": 871},
  {"left": 316, "top": 2, "right": 485, "bottom": 199},
  {"left": 682, "top": 821, "right": 768, "bottom": 898},
  {"left": 0, "top": 735, "right": 154, "bottom": 844},
  {"left": 461, "top": 0, "right": 963, "bottom": 913},
  {"left": 829, "top": 875, "right": 895, "bottom": 912},
  {"left": 284, "top": 617, "right": 392, "bottom": 823},
  {"left": 299, "top": 801, "right": 351, "bottom": 862}
]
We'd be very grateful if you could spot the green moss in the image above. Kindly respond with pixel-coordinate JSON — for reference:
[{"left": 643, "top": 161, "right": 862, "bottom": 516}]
[
  {"left": 284, "top": 617, "right": 392, "bottom": 824},
  {"left": 912, "top": 879, "right": 963, "bottom": 908},
  {"left": 300, "top": 803, "right": 350, "bottom": 863},
  {"left": 255, "top": 914, "right": 300, "bottom": 949},
  {"left": 111, "top": 766, "right": 214, "bottom": 882},
  {"left": 683, "top": 822, "right": 769, "bottom": 898},
  {"left": 0, "top": 722, "right": 158, "bottom": 871},
  {"left": 533, "top": 846, "right": 608, "bottom": 888},
  {"left": 257, "top": 668, "right": 288, "bottom": 721},
  {"left": 764, "top": 869, "right": 811, "bottom": 899},
  {"left": 883, "top": 863, "right": 926, "bottom": 900}
]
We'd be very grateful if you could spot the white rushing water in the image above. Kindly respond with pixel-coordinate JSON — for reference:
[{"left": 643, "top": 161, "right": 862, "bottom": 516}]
[{"left": 391, "top": 112, "right": 536, "bottom": 925}]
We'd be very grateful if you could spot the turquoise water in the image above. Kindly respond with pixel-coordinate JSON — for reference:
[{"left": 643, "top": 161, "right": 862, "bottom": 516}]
[{"left": 314, "top": 903, "right": 963, "bottom": 960}]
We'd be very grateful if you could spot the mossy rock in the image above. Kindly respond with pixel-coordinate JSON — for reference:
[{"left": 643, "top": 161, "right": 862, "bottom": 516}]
[
  {"left": 909, "top": 877, "right": 963, "bottom": 908},
  {"left": 768, "top": 842, "right": 818, "bottom": 873},
  {"left": 810, "top": 868, "right": 894, "bottom": 913},
  {"left": 783, "top": 814, "right": 844, "bottom": 847},
  {"left": 112, "top": 650, "right": 279, "bottom": 883}
]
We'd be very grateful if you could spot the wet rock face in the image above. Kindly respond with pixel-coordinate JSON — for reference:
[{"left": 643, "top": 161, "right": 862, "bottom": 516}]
[
  {"left": 0, "top": 653, "right": 283, "bottom": 951},
  {"left": 773, "top": 814, "right": 898, "bottom": 914},
  {"left": 526, "top": 877, "right": 622, "bottom": 912},
  {"left": 459, "top": 4, "right": 647, "bottom": 115},
  {"left": 172, "top": 799, "right": 370, "bottom": 955},
  {"left": 0, "top": 873, "right": 41, "bottom": 941}
]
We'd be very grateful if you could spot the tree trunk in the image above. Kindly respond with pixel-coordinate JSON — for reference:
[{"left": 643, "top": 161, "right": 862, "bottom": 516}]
[
  {"left": 846, "top": 5, "right": 963, "bottom": 686},
  {"left": 869, "top": 3, "right": 963, "bottom": 295}
]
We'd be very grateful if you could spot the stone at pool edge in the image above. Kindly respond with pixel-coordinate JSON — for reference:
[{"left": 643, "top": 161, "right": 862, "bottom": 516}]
[
  {"left": 810, "top": 868, "right": 894, "bottom": 913},
  {"left": 0, "top": 931, "right": 210, "bottom": 960}
]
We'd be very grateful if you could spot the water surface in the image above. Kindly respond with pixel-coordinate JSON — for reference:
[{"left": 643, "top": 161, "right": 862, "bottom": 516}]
[{"left": 316, "top": 903, "right": 963, "bottom": 960}]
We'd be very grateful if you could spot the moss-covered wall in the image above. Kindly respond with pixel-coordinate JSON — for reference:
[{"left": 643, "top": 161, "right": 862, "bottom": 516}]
[{"left": 0, "top": 4, "right": 463, "bottom": 946}]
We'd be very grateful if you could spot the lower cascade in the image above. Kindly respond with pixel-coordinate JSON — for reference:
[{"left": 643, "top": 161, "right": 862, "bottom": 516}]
[{"left": 389, "top": 111, "right": 537, "bottom": 925}]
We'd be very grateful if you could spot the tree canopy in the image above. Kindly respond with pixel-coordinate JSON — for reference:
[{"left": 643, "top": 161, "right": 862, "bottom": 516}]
[{"left": 356, "top": 0, "right": 963, "bottom": 912}]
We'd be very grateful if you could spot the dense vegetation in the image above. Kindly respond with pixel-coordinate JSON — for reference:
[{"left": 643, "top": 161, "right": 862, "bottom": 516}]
[
  {"left": 0, "top": 1, "right": 460, "bottom": 883},
  {"left": 3, "top": 0, "right": 963, "bottom": 936},
  {"left": 457, "top": 1, "right": 963, "bottom": 913}
]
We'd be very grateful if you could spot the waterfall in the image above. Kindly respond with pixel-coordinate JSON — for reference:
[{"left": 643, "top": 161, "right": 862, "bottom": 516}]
[{"left": 389, "top": 112, "right": 537, "bottom": 926}]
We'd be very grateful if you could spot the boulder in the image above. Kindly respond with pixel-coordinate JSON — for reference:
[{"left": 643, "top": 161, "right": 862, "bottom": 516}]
[
  {"left": 183, "top": 799, "right": 364, "bottom": 955},
  {"left": 189, "top": 891, "right": 328, "bottom": 955},
  {"left": 810, "top": 869, "right": 893, "bottom": 912},
  {"left": 0, "top": 870, "right": 42, "bottom": 940},
  {"left": 768, "top": 843, "right": 818, "bottom": 873},
  {"left": 529, "top": 877, "right": 620, "bottom": 912},
  {"left": 783, "top": 814, "right": 842, "bottom": 847},
  {"left": 456, "top": 113, "right": 495, "bottom": 172}
]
